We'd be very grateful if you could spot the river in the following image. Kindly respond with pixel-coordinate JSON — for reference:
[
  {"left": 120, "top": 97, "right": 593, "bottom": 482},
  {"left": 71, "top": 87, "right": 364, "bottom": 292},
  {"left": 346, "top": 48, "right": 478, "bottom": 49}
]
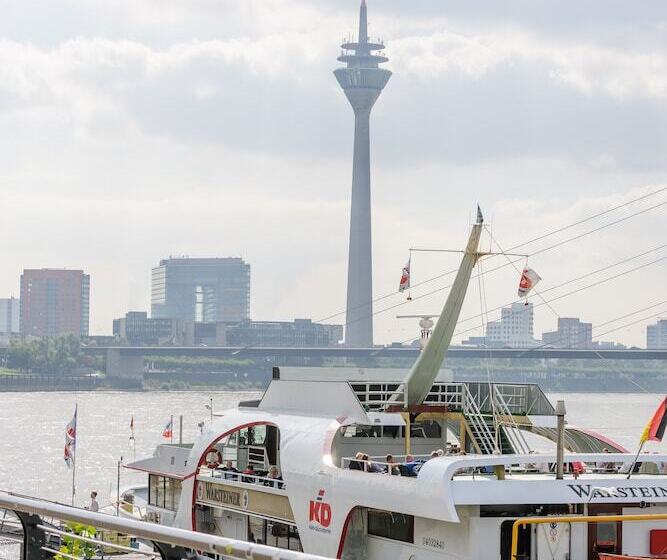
[{"left": 0, "top": 391, "right": 664, "bottom": 507}]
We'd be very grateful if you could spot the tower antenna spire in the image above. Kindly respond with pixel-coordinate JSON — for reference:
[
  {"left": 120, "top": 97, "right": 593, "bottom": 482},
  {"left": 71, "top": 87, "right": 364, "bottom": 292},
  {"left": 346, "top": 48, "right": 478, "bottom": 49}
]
[{"left": 359, "top": 0, "right": 368, "bottom": 45}]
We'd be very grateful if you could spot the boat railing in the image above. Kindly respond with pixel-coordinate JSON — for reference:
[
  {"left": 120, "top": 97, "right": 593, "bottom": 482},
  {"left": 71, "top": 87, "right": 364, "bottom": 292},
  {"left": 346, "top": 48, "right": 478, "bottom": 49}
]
[
  {"left": 350, "top": 381, "right": 553, "bottom": 415},
  {"left": 340, "top": 454, "right": 667, "bottom": 478},
  {"left": 203, "top": 467, "right": 286, "bottom": 490}
]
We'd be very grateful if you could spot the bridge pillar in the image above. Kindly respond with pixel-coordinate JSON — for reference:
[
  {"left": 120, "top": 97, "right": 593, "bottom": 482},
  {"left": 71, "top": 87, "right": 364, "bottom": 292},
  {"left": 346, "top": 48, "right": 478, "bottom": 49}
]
[{"left": 105, "top": 349, "right": 144, "bottom": 379}]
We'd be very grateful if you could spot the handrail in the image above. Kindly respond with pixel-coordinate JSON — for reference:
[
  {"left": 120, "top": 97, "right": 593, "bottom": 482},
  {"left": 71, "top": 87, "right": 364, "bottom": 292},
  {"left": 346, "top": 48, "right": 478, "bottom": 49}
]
[
  {"left": 204, "top": 469, "right": 286, "bottom": 489},
  {"left": 462, "top": 385, "right": 497, "bottom": 454},
  {"left": 0, "top": 492, "right": 332, "bottom": 560},
  {"left": 492, "top": 385, "right": 531, "bottom": 454}
]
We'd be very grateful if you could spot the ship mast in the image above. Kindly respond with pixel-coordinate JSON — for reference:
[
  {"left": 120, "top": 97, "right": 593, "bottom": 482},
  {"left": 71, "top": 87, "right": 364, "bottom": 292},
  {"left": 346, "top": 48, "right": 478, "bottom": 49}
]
[{"left": 402, "top": 208, "right": 485, "bottom": 406}]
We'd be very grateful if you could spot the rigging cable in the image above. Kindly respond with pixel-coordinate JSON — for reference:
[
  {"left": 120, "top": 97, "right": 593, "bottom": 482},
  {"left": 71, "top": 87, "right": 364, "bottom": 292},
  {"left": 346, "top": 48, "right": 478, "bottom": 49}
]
[
  {"left": 315, "top": 188, "right": 666, "bottom": 324},
  {"left": 396, "top": 256, "right": 665, "bottom": 345},
  {"left": 339, "top": 201, "right": 667, "bottom": 329}
]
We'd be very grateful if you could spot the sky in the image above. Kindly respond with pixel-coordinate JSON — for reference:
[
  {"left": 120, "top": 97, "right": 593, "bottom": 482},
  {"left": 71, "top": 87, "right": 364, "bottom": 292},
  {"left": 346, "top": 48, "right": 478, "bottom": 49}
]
[{"left": 0, "top": 0, "right": 665, "bottom": 346}]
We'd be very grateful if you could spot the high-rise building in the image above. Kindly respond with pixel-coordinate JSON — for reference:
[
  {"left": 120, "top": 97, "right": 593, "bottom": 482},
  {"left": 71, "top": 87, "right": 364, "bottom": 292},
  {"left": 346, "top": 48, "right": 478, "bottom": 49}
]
[
  {"left": 151, "top": 258, "right": 250, "bottom": 323},
  {"left": 542, "top": 317, "right": 593, "bottom": 349},
  {"left": 486, "top": 303, "right": 536, "bottom": 348},
  {"left": 0, "top": 297, "right": 20, "bottom": 334},
  {"left": 461, "top": 303, "right": 537, "bottom": 348},
  {"left": 647, "top": 319, "right": 667, "bottom": 350},
  {"left": 335, "top": 0, "right": 391, "bottom": 347},
  {"left": 20, "top": 269, "right": 90, "bottom": 337}
]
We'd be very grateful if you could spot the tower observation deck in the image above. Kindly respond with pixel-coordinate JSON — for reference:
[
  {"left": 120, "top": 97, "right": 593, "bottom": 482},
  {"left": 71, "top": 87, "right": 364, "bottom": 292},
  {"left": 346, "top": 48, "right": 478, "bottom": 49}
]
[{"left": 334, "top": 0, "right": 391, "bottom": 347}]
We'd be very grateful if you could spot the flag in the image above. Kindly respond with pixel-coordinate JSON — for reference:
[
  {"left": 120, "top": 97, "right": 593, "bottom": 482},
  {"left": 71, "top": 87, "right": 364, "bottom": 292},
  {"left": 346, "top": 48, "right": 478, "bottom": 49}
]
[
  {"left": 518, "top": 267, "right": 541, "bottom": 298},
  {"left": 129, "top": 415, "right": 135, "bottom": 440},
  {"left": 64, "top": 405, "right": 77, "bottom": 469},
  {"left": 640, "top": 397, "right": 667, "bottom": 444},
  {"left": 476, "top": 205, "right": 484, "bottom": 224},
  {"left": 398, "top": 257, "right": 411, "bottom": 293},
  {"left": 162, "top": 418, "right": 173, "bottom": 439}
]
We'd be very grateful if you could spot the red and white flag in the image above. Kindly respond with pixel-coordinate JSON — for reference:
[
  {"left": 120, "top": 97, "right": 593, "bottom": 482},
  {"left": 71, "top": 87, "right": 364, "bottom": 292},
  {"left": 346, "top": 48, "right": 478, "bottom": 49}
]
[
  {"left": 398, "top": 257, "right": 411, "bottom": 293},
  {"left": 162, "top": 418, "right": 173, "bottom": 439},
  {"left": 518, "top": 267, "right": 541, "bottom": 298},
  {"left": 64, "top": 405, "right": 77, "bottom": 469}
]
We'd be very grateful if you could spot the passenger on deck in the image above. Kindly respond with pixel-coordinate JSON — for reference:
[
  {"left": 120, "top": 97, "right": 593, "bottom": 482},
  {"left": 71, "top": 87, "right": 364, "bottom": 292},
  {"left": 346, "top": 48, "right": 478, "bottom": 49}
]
[
  {"left": 385, "top": 454, "right": 400, "bottom": 476},
  {"left": 349, "top": 452, "right": 368, "bottom": 471},
  {"left": 221, "top": 460, "right": 239, "bottom": 480},
  {"left": 242, "top": 464, "right": 256, "bottom": 483},
  {"left": 264, "top": 465, "right": 284, "bottom": 489},
  {"left": 365, "top": 454, "right": 384, "bottom": 473},
  {"left": 403, "top": 454, "right": 424, "bottom": 477}
]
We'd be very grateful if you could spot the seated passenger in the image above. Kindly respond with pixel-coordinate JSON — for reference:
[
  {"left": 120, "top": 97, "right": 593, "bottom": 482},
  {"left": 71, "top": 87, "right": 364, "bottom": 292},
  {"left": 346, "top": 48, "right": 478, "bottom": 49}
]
[
  {"left": 385, "top": 454, "right": 400, "bottom": 476},
  {"left": 365, "top": 454, "right": 384, "bottom": 473},
  {"left": 242, "top": 464, "right": 256, "bottom": 483},
  {"left": 264, "top": 465, "right": 284, "bottom": 489},
  {"left": 349, "top": 452, "right": 367, "bottom": 471},
  {"left": 403, "top": 454, "right": 424, "bottom": 476},
  {"left": 221, "top": 460, "right": 239, "bottom": 480}
]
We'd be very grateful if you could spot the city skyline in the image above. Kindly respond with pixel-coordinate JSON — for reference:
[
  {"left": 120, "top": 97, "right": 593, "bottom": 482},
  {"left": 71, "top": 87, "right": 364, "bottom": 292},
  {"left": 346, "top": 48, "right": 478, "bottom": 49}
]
[{"left": 0, "top": 0, "right": 664, "bottom": 346}]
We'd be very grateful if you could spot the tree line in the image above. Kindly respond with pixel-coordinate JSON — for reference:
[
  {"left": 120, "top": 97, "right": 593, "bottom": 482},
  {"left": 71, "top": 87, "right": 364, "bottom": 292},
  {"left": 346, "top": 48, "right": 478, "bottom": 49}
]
[{"left": 5, "top": 335, "right": 84, "bottom": 375}]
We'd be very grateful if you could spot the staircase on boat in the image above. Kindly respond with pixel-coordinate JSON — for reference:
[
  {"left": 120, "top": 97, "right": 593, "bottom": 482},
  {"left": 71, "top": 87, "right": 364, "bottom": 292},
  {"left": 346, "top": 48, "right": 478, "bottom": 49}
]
[{"left": 350, "top": 381, "right": 552, "bottom": 455}]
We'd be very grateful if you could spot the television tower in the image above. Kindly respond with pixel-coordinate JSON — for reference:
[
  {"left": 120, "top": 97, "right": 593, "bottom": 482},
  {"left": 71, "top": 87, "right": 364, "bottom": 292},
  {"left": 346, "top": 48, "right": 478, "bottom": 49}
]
[{"left": 334, "top": 0, "right": 391, "bottom": 347}]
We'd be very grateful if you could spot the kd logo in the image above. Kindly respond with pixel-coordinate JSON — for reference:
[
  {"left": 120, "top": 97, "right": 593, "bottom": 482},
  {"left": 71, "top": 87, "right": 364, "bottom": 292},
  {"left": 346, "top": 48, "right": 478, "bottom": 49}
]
[{"left": 309, "top": 490, "right": 332, "bottom": 528}]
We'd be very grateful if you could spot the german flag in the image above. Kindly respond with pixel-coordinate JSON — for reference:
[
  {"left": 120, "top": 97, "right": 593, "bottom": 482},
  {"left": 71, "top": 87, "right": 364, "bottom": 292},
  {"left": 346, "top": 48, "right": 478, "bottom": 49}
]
[{"left": 640, "top": 397, "right": 667, "bottom": 444}]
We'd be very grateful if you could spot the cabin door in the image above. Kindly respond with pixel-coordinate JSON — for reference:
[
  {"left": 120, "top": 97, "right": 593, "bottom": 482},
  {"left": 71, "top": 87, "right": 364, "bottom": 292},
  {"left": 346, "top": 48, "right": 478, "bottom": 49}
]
[{"left": 588, "top": 505, "right": 623, "bottom": 560}]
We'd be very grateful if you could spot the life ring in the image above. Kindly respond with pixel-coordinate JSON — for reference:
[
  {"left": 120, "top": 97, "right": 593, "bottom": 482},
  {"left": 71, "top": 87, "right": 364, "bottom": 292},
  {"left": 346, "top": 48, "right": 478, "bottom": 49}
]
[{"left": 205, "top": 449, "right": 223, "bottom": 469}]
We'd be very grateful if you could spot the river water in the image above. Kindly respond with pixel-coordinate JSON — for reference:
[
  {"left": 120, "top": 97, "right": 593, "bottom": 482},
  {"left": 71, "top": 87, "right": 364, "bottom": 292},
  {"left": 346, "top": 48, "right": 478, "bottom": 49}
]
[{"left": 0, "top": 391, "right": 665, "bottom": 507}]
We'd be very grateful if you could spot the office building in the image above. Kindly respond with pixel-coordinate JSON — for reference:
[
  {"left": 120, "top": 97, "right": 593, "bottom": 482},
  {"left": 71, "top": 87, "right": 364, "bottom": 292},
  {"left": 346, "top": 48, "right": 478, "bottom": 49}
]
[
  {"left": 647, "top": 319, "right": 667, "bottom": 350},
  {"left": 486, "top": 303, "right": 537, "bottom": 348},
  {"left": 225, "top": 319, "right": 343, "bottom": 348},
  {"left": 0, "top": 297, "right": 20, "bottom": 334},
  {"left": 20, "top": 269, "right": 90, "bottom": 337},
  {"left": 542, "top": 317, "right": 593, "bottom": 349},
  {"left": 335, "top": 1, "right": 391, "bottom": 347},
  {"left": 113, "top": 312, "right": 187, "bottom": 346},
  {"left": 151, "top": 258, "right": 250, "bottom": 323},
  {"left": 462, "top": 303, "right": 536, "bottom": 348}
]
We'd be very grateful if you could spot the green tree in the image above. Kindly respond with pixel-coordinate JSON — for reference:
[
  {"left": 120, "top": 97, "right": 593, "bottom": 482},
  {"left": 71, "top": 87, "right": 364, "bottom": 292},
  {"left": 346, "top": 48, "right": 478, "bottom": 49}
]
[{"left": 55, "top": 522, "right": 97, "bottom": 560}]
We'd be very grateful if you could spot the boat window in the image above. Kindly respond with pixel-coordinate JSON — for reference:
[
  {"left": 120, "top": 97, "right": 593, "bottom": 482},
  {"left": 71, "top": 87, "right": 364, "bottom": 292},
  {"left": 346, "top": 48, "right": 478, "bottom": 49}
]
[
  {"left": 419, "top": 420, "right": 442, "bottom": 438},
  {"left": 340, "top": 425, "right": 382, "bottom": 438},
  {"left": 594, "top": 521, "right": 619, "bottom": 555},
  {"left": 248, "top": 516, "right": 265, "bottom": 544},
  {"left": 247, "top": 516, "right": 301, "bottom": 551},
  {"left": 148, "top": 474, "right": 182, "bottom": 511},
  {"left": 249, "top": 425, "right": 267, "bottom": 446},
  {"left": 368, "top": 510, "right": 414, "bottom": 543}
]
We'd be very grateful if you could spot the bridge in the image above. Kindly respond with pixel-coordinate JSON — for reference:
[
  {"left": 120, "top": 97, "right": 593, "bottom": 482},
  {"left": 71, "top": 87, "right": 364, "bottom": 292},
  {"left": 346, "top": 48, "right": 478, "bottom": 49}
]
[
  {"left": 82, "top": 346, "right": 666, "bottom": 378},
  {"left": 1, "top": 345, "right": 664, "bottom": 379}
]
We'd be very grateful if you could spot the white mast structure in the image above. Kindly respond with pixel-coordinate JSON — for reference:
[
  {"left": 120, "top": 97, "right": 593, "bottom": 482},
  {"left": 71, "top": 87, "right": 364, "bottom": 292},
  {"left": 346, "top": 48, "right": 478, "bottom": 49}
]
[
  {"left": 402, "top": 209, "right": 486, "bottom": 405},
  {"left": 335, "top": 0, "right": 391, "bottom": 347}
]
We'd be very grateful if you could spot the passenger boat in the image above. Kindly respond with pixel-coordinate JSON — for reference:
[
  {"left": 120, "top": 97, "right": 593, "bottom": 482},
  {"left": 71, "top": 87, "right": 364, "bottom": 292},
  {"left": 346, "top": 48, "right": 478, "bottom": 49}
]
[{"left": 126, "top": 210, "right": 667, "bottom": 559}]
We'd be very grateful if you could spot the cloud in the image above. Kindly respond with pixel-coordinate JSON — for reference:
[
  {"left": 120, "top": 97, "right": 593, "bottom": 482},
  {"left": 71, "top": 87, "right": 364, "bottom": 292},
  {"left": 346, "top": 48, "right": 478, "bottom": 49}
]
[{"left": 0, "top": 1, "right": 664, "bottom": 347}]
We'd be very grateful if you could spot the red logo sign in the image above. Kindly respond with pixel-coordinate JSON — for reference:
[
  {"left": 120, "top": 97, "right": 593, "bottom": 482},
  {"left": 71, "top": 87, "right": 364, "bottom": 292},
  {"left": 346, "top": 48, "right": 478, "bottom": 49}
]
[{"left": 309, "top": 489, "right": 332, "bottom": 529}]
